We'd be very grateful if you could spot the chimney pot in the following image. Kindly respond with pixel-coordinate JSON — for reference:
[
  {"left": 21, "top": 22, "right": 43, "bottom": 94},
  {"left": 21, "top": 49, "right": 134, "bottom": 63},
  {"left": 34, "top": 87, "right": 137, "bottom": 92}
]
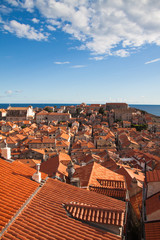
[{"left": 32, "top": 163, "right": 41, "bottom": 183}]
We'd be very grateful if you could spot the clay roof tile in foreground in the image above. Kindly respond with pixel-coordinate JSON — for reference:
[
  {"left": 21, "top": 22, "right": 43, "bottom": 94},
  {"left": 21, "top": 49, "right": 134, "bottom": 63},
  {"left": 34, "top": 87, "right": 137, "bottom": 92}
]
[
  {"left": 89, "top": 186, "right": 126, "bottom": 200},
  {"left": 0, "top": 159, "right": 47, "bottom": 232},
  {"left": 63, "top": 202, "right": 125, "bottom": 226},
  {"left": 1, "top": 178, "right": 125, "bottom": 239}
]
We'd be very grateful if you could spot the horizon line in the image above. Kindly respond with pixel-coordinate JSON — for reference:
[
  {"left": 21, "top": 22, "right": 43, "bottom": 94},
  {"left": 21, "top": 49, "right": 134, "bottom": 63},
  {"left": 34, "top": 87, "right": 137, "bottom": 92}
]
[{"left": 0, "top": 103, "right": 160, "bottom": 105}]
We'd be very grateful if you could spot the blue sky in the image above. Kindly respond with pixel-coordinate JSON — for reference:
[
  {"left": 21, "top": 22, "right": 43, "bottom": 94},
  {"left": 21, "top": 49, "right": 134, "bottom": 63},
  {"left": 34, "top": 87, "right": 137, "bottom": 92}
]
[{"left": 0, "top": 0, "right": 160, "bottom": 104}]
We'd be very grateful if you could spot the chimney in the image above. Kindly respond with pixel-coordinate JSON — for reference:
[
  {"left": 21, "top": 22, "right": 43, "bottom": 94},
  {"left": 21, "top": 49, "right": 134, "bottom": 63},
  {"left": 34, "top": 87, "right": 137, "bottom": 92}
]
[
  {"left": 1, "top": 139, "right": 11, "bottom": 160},
  {"left": 70, "top": 177, "right": 80, "bottom": 187},
  {"left": 32, "top": 163, "right": 41, "bottom": 183},
  {"left": 68, "top": 127, "right": 70, "bottom": 136},
  {"left": 66, "top": 161, "right": 75, "bottom": 179}
]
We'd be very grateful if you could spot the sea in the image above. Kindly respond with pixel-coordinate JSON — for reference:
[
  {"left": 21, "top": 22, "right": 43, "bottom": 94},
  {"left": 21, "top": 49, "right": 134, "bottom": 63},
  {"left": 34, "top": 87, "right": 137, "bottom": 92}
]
[{"left": 0, "top": 103, "right": 160, "bottom": 117}]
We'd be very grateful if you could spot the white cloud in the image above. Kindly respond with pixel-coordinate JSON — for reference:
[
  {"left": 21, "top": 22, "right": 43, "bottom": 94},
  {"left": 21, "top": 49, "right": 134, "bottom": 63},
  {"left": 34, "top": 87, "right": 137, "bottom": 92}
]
[
  {"left": 3, "top": 20, "right": 48, "bottom": 41},
  {"left": 5, "top": 0, "right": 19, "bottom": 7},
  {"left": 22, "top": 0, "right": 34, "bottom": 12},
  {"left": 47, "top": 19, "right": 61, "bottom": 27},
  {"left": 145, "top": 58, "right": 160, "bottom": 64},
  {"left": 113, "top": 49, "right": 130, "bottom": 57},
  {"left": 4, "top": 0, "right": 160, "bottom": 57},
  {"left": 54, "top": 61, "right": 70, "bottom": 64},
  {"left": 47, "top": 25, "right": 56, "bottom": 31},
  {"left": 32, "top": 18, "right": 39, "bottom": 24},
  {"left": 0, "top": 15, "right": 3, "bottom": 23},
  {"left": 89, "top": 56, "right": 105, "bottom": 61},
  {"left": 0, "top": 5, "right": 12, "bottom": 14},
  {"left": 5, "top": 90, "right": 13, "bottom": 95},
  {"left": 71, "top": 65, "right": 86, "bottom": 68}
]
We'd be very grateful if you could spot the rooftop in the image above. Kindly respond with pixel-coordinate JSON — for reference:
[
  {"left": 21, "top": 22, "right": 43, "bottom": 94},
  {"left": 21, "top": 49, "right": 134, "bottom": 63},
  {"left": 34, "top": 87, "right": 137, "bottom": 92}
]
[
  {"left": 1, "top": 178, "right": 125, "bottom": 239},
  {"left": 0, "top": 158, "right": 47, "bottom": 232}
]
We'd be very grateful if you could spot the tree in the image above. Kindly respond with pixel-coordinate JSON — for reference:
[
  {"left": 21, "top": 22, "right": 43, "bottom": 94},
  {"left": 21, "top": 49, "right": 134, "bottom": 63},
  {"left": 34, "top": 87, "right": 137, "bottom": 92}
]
[
  {"left": 99, "top": 107, "right": 104, "bottom": 115},
  {"left": 76, "top": 108, "right": 82, "bottom": 115},
  {"left": 131, "top": 124, "right": 148, "bottom": 131}
]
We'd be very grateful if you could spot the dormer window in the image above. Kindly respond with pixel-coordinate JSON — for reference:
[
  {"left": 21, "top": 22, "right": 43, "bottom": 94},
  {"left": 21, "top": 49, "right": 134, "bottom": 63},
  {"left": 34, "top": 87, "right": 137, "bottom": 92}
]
[{"left": 62, "top": 201, "right": 125, "bottom": 236}]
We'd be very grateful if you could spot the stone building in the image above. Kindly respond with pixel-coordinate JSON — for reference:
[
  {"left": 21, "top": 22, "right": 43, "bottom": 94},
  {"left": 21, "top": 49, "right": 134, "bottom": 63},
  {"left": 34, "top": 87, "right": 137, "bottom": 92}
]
[
  {"left": 0, "top": 109, "right": 7, "bottom": 120},
  {"left": 36, "top": 110, "right": 48, "bottom": 124},
  {"left": 106, "top": 103, "right": 128, "bottom": 111},
  {"left": 6, "top": 106, "right": 35, "bottom": 121},
  {"left": 48, "top": 112, "right": 71, "bottom": 122}
]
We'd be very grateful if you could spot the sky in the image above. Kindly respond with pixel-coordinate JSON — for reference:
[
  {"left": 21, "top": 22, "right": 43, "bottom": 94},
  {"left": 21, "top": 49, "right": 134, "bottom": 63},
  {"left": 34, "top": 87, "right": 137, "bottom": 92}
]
[{"left": 0, "top": 0, "right": 160, "bottom": 104}]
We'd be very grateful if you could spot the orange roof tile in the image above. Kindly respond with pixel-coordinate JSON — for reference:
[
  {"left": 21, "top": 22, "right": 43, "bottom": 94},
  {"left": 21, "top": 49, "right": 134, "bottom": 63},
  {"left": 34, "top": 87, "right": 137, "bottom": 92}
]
[
  {"left": 63, "top": 202, "right": 125, "bottom": 226},
  {"left": 89, "top": 186, "right": 126, "bottom": 200},
  {"left": 73, "top": 162, "right": 125, "bottom": 188},
  {"left": 145, "top": 221, "right": 160, "bottom": 240},
  {"left": 146, "top": 191, "right": 160, "bottom": 219},
  {"left": 36, "top": 110, "right": 48, "bottom": 116},
  {"left": 32, "top": 148, "right": 45, "bottom": 155},
  {"left": 1, "top": 178, "right": 125, "bottom": 239},
  {"left": 59, "top": 152, "right": 71, "bottom": 161},
  {"left": 7, "top": 107, "right": 29, "bottom": 110},
  {"left": 0, "top": 158, "right": 47, "bottom": 232},
  {"left": 49, "top": 112, "right": 70, "bottom": 116},
  {"left": 15, "top": 159, "right": 41, "bottom": 168},
  {"left": 116, "top": 166, "right": 145, "bottom": 191},
  {"left": 130, "top": 191, "right": 142, "bottom": 220},
  {"left": 146, "top": 170, "right": 160, "bottom": 182},
  {"left": 40, "top": 155, "right": 68, "bottom": 178},
  {"left": 29, "top": 137, "right": 55, "bottom": 144},
  {"left": 101, "top": 157, "right": 119, "bottom": 171}
]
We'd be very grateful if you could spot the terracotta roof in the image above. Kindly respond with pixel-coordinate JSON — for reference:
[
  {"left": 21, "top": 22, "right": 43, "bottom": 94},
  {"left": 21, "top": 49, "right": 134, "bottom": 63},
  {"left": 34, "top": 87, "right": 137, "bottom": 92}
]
[
  {"left": 56, "top": 140, "right": 70, "bottom": 147},
  {"left": 23, "top": 120, "right": 31, "bottom": 124},
  {"left": 56, "top": 133, "right": 70, "bottom": 140},
  {"left": 63, "top": 202, "right": 125, "bottom": 226},
  {"left": 0, "top": 109, "right": 6, "bottom": 113},
  {"left": 97, "top": 179, "right": 126, "bottom": 189},
  {"left": 146, "top": 170, "right": 160, "bottom": 182},
  {"left": 29, "top": 137, "right": 55, "bottom": 144},
  {"left": 6, "top": 136, "right": 18, "bottom": 144},
  {"left": 101, "top": 157, "right": 119, "bottom": 171},
  {"left": 40, "top": 155, "right": 68, "bottom": 178},
  {"left": 59, "top": 152, "right": 71, "bottom": 161},
  {"left": 130, "top": 191, "right": 142, "bottom": 220},
  {"left": 15, "top": 134, "right": 26, "bottom": 141},
  {"left": 73, "top": 162, "right": 125, "bottom": 188},
  {"left": 116, "top": 166, "right": 145, "bottom": 191},
  {"left": 0, "top": 158, "right": 47, "bottom": 232},
  {"left": 145, "top": 221, "right": 160, "bottom": 240},
  {"left": 118, "top": 133, "right": 139, "bottom": 148},
  {"left": 32, "top": 148, "right": 45, "bottom": 155},
  {"left": 146, "top": 191, "right": 160, "bottom": 219},
  {"left": 7, "top": 107, "right": 29, "bottom": 110},
  {"left": 15, "top": 159, "right": 41, "bottom": 168},
  {"left": 36, "top": 110, "right": 48, "bottom": 116},
  {"left": 49, "top": 112, "right": 70, "bottom": 116},
  {"left": 1, "top": 178, "right": 125, "bottom": 239},
  {"left": 89, "top": 186, "right": 126, "bottom": 200}
]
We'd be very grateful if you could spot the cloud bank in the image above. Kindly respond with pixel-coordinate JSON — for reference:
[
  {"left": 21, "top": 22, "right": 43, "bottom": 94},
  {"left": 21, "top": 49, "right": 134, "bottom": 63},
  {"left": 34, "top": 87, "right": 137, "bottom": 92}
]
[
  {"left": 3, "top": 20, "right": 48, "bottom": 41},
  {"left": 3, "top": 0, "right": 160, "bottom": 57}
]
